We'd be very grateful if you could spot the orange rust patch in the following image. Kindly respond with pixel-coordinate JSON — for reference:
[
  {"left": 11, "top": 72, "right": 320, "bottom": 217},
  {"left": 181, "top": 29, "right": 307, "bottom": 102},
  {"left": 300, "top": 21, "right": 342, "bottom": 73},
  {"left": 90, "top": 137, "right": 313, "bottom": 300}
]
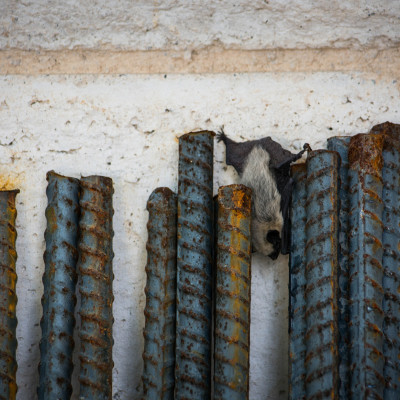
[
  {"left": 0, "top": 175, "right": 22, "bottom": 191},
  {"left": 349, "top": 133, "right": 384, "bottom": 176}
]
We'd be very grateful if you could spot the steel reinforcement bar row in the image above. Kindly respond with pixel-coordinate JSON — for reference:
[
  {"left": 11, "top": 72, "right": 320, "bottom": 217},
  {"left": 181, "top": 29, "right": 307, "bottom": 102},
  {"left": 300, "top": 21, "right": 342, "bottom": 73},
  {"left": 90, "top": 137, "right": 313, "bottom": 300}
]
[
  {"left": 0, "top": 190, "right": 19, "bottom": 400},
  {"left": 305, "top": 150, "right": 340, "bottom": 399},
  {"left": 214, "top": 184, "right": 252, "bottom": 400},
  {"left": 142, "top": 188, "right": 177, "bottom": 400},
  {"left": 289, "top": 163, "right": 307, "bottom": 400},
  {"left": 327, "top": 136, "right": 351, "bottom": 399},
  {"left": 78, "top": 175, "right": 114, "bottom": 400},
  {"left": 38, "top": 172, "right": 80, "bottom": 400},
  {"left": 348, "top": 133, "right": 385, "bottom": 399},
  {"left": 175, "top": 131, "right": 214, "bottom": 399}
]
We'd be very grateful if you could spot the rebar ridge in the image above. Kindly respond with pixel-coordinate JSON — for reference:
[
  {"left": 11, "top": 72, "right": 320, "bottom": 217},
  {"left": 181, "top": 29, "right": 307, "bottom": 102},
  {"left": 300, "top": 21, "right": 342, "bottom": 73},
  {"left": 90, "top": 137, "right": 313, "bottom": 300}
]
[
  {"left": 327, "top": 136, "right": 351, "bottom": 399},
  {"left": 305, "top": 150, "right": 340, "bottom": 399},
  {"left": 289, "top": 163, "right": 307, "bottom": 400},
  {"left": 0, "top": 190, "right": 19, "bottom": 400},
  {"left": 348, "top": 133, "right": 385, "bottom": 399},
  {"left": 142, "top": 187, "right": 177, "bottom": 400},
  {"left": 381, "top": 135, "right": 400, "bottom": 399},
  {"left": 38, "top": 171, "right": 80, "bottom": 400},
  {"left": 214, "top": 184, "right": 251, "bottom": 400},
  {"left": 78, "top": 175, "right": 114, "bottom": 400},
  {"left": 175, "top": 131, "right": 214, "bottom": 399}
]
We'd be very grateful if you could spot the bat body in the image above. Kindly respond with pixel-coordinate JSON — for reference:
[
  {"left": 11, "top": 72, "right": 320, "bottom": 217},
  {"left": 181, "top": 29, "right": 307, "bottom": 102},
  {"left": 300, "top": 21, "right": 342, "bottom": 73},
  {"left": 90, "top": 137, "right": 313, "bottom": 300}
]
[{"left": 218, "top": 129, "right": 308, "bottom": 259}]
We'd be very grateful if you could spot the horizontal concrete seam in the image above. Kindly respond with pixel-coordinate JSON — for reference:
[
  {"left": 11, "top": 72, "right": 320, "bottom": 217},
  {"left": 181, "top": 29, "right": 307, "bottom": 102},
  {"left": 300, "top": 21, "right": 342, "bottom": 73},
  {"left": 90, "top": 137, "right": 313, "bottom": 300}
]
[{"left": 0, "top": 48, "right": 399, "bottom": 75}]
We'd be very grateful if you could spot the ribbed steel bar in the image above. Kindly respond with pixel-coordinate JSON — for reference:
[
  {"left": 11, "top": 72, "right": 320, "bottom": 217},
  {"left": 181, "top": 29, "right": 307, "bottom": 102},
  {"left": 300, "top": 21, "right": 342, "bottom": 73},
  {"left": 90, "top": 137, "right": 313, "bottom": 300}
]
[
  {"left": 327, "top": 136, "right": 351, "bottom": 399},
  {"left": 288, "top": 163, "right": 307, "bottom": 400},
  {"left": 214, "top": 184, "right": 251, "bottom": 400},
  {"left": 38, "top": 171, "right": 80, "bottom": 400},
  {"left": 175, "top": 130, "right": 214, "bottom": 399},
  {"left": 348, "top": 133, "right": 385, "bottom": 399},
  {"left": 142, "top": 187, "right": 177, "bottom": 400},
  {"left": 305, "top": 150, "right": 340, "bottom": 399},
  {"left": 381, "top": 135, "right": 400, "bottom": 399},
  {"left": 78, "top": 175, "right": 114, "bottom": 400},
  {"left": 0, "top": 190, "right": 19, "bottom": 400}
]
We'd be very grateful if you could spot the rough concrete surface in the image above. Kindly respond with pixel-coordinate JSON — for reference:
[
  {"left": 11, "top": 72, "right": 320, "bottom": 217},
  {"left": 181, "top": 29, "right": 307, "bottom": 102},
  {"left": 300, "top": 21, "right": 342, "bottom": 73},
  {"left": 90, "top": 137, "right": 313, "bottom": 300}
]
[
  {"left": 0, "top": 73, "right": 399, "bottom": 399},
  {"left": 2, "top": 0, "right": 400, "bottom": 51}
]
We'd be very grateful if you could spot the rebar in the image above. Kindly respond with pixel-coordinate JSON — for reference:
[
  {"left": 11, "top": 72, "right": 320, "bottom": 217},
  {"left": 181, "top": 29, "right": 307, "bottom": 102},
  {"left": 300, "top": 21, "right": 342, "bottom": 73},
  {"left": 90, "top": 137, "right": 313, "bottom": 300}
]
[
  {"left": 305, "top": 150, "right": 340, "bottom": 399},
  {"left": 327, "top": 136, "right": 351, "bottom": 399},
  {"left": 142, "top": 187, "right": 177, "bottom": 400},
  {"left": 214, "top": 184, "right": 251, "bottom": 400},
  {"left": 175, "top": 131, "right": 214, "bottom": 399},
  {"left": 38, "top": 171, "right": 80, "bottom": 400},
  {"left": 78, "top": 175, "right": 114, "bottom": 400},
  {"left": 382, "top": 135, "right": 400, "bottom": 399},
  {"left": 0, "top": 190, "right": 19, "bottom": 400},
  {"left": 348, "top": 133, "right": 385, "bottom": 399},
  {"left": 288, "top": 163, "right": 307, "bottom": 400}
]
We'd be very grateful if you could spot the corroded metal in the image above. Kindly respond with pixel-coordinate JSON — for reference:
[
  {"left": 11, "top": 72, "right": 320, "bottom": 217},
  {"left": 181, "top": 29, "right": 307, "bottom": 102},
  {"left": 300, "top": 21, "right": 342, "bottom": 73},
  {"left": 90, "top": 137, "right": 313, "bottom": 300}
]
[
  {"left": 305, "top": 150, "right": 340, "bottom": 399},
  {"left": 175, "top": 131, "right": 214, "bottom": 399},
  {"left": 78, "top": 175, "right": 114, "bottom": 400},
  {"left": 0, "top": 190, "right": 19, "bottom": 400},
  {"left": 214, "top": 184, "right": 252, "bottom": 400},
  {"left": 288, "top": 163, "right": 307, "bottom": 400},
  {"left": 142, "top": 187, "right": 177, "bottom": 400},
  {"left": 381, "top": 135, "right": 400, "bottom": 399},
  {"left": 348, "top": 133, "right": 385, "bottom": 399},
  {"left": 38, "top": 171, "right": 80, "bottom": 400},
  {"left": 327, "top": 136, "right": 351, "bottom": 399}
]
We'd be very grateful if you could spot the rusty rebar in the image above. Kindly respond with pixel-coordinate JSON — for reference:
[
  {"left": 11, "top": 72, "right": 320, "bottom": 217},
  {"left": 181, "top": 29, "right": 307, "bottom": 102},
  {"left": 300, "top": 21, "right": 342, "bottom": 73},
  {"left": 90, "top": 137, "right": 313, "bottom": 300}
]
[
  {"left": 348, "top": 133, "right": 385, "bottom": 399},
  {"left": 305, "top": 150, "right": 340, "bottom": 399},
  {"left": 38, "top": 171, "right": 80, "bottom": 400},
  {"left": 327, "top": 136, "right": 351, "bottom": 399},
  {"left": 381, "top": 135, "right": 400, "bottom": 399},
  {"left": 175, "top": 131, "right": 214, "bottom": 399},
  {"left": 288, "top": 163, "right": 307, "bottom": 400},
  {"left": 0, "top": 190, "right": 19, "bottom": 400},
  {"left": 142, "top": 187, "right": 177, "bottom": 400},
  {"left": 214, "top": 184, "right": 251, "bottom": 400},
  {"left": 78, "top": 175, "right": 114, "bottom": 400}
]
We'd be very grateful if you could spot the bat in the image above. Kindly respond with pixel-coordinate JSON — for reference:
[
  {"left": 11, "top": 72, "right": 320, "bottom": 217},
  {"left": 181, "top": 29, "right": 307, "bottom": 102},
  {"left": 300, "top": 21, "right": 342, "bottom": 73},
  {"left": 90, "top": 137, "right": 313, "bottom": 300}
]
[{"left": 217, "top": 128, "right": 309, "bottom": 259}]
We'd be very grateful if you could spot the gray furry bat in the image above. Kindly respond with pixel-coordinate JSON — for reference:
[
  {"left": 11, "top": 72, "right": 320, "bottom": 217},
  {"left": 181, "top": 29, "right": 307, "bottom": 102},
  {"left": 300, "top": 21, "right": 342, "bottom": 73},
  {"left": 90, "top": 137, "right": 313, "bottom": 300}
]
[{"left": 218, "top": 128, "right": 309, "bottom": 259}]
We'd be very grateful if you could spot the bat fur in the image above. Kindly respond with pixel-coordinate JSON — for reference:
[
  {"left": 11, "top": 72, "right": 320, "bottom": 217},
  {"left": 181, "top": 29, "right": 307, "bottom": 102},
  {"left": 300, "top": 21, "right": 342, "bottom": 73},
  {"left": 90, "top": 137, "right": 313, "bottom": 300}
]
[{"left": 217, "top": 128, "right": 309, "bottom": 259}]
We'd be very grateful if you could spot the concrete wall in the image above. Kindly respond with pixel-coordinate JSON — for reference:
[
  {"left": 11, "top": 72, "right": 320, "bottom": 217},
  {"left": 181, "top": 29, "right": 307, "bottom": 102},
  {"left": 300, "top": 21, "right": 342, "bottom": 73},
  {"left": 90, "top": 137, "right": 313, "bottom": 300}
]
[{"left": 0, "top": 2, "right": 399, "bottom": 399}]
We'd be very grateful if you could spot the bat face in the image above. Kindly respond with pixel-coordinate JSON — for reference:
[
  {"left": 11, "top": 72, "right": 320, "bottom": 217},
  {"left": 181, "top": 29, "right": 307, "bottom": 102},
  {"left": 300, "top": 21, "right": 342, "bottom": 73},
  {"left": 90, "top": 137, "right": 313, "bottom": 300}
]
[{"left": 251, "top": 219, "right": 283, "bottom": 259}]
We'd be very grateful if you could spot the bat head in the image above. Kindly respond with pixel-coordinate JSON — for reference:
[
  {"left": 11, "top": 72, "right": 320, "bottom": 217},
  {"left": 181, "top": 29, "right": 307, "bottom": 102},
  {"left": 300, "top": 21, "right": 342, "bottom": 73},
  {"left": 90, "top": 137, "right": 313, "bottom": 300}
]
[{"left": 251, "top": 215, "right": 283, "bottom": 259}]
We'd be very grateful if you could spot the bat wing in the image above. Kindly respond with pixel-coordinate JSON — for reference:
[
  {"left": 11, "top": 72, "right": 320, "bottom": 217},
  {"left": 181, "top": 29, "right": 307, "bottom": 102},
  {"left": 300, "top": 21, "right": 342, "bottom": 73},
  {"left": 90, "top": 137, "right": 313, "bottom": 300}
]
[
  {"left": 218, "top": 129, "right": 297, "bottom": 174},
  {"left": 279, "top": 177, "right": 294, "bottom": 254}
]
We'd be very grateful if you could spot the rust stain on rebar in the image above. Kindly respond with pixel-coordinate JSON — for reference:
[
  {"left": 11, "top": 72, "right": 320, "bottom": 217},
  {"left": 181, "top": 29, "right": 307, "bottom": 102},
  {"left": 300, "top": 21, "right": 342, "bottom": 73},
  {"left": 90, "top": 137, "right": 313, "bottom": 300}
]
[
  {"left": 0, "top": 190, "right": 19, "bottom": 400},
  {"left": 349, "top": 133, "right": 384, "bottom": 177},
  {"left": 215, "top": 184, "right": 252, "bottom": 399}
]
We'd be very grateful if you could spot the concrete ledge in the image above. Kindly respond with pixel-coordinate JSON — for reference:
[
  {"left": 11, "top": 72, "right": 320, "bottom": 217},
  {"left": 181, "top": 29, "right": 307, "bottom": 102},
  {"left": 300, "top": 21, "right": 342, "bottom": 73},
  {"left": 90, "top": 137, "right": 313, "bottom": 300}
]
[{"left": 1, "top": 47, "right": 399, "bottom": 76}]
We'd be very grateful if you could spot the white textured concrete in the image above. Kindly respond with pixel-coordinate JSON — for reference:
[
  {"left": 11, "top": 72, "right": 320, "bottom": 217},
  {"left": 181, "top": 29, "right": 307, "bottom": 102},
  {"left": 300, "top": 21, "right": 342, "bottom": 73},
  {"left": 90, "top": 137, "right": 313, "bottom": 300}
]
[
  {"left": 2, "top": 0, "right": 400, "bottom": 51},
  {"left": 0, "top": 73, "right": 399, "bottom": 399}
]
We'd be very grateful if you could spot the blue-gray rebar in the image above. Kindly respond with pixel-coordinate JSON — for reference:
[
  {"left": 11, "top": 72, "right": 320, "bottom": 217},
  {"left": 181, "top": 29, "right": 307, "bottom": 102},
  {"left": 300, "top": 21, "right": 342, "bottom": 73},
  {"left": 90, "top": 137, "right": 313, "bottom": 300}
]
[
  {"left": 305, "top": 150, "right": 340, "bottom": 399},
  {"left": 288, "top": 163, "right": 307, "bottom": 400},
  {"left": 214, "top": 184, "right": 252, "bottom": 400},
  {"left": 348, "top": 133, "right": 385, "bottom": 399},
  {"left": 175, "top": 131, "right": 214, "bottom": 399},
  {"left": 38, "top": 171, "right": 80, "bottom": 400},
  {"left": 142, "top": 187, "right": 177, "bottom": 400},
  {"left": 327, "top": 136, "right": 351, "bottom": 399},
  {"left": 78, "top": 175, "right": 114, "bottom": 400},
  {"left": 381, "top": 135, "right": 400, "bottom": 399},
  {"left": 0, "top": 190, "right": 19, "bottom": 400}
]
